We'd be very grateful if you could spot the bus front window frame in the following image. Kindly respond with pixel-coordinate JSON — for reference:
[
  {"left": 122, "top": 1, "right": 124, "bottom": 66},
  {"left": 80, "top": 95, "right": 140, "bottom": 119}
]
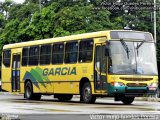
[{"left": 108, "top": 40, "right": 158, "bottom": 76}]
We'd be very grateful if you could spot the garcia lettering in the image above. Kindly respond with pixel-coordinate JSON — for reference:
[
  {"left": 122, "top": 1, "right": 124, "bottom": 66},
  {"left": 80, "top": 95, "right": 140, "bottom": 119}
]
[{"left": 43, "top": 67, "right": 76, "bottom": 76}]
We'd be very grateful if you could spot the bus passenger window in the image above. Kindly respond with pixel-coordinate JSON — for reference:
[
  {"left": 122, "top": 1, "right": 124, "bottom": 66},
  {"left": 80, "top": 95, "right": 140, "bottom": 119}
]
[
  {"left": 29, "top": 46, "right": 39, "bottom": 66},
  {"left": 22, "top": 48, "right": 28, "bottom": 66},
  {"left": 52, "top": 43, "right": 64, "bottom": 64},
  {"left": 40, "top": 44, "right": 51, "bottom": 65},
  {"left": 79, "top": 39, "right": 93, "bottom": 63},
  {"left": 65, "top": 42, "right": 78, "bottom": 63},
  {"left": 3, "top": 50, "right": 11, "bottom": 67}
]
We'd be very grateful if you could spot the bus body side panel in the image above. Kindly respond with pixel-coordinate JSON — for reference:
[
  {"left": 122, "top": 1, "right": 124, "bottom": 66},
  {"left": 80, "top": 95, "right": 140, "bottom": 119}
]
[
  {"left": 2, "top": 56, "right": 12, "bottom": 92},
  {"left": 52, "top": 63, "right": 93, "bottom": 94},
  {"left": 2, "top": 48, "right": 22, "bottom": 92},
  {"left": 2, "top": 62, "right": 12, "bottom": 92},
  {"left": 21, "top": 63, "right": 94, "bottom": 94},
  {"left": 21, "top": 66, "right": 54, "bottom": 94}
]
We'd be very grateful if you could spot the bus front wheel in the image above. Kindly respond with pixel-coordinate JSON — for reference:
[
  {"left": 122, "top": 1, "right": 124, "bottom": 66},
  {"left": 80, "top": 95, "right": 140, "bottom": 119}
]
[
  {"left": 24, "top": 81, "right": 41, "bottom": 100},
  {"left": 82, "top": 82, "right": 96, "bottom": 104},
  {"left": 121, "top": 96, "right": 134, "bottom": 105}
]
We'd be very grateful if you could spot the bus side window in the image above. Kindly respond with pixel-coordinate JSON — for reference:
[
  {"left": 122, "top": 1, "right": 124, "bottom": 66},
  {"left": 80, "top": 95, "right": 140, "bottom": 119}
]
[
  {"left": 65, "top": 41, "right": 78, "bottom": 63},
  {"left": 3, "top": 50, "right": 11, "bottom": 67},
  {"left": 52, "top": 43, "right": 64, "bottom": 64},
  {"left": 22, "top": 47, "right": 28, "bottom": 66},
  {"left": 29, "top": 46, "right": 39, "bottom": 66},
  {"left": 40, "top": 44, "right": 51, "bottom": 65},
  {"left": 79, "top": 39, "right": 93, "bottom": 63}
]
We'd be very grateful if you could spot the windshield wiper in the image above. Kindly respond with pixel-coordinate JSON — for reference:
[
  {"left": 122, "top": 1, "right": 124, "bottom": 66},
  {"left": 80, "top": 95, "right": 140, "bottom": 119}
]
[
  {"left": 136, "top": 41, "right": 145, "bottom": 50},
  {"left": 136, "top": 41, "right": 145, "bottom": 56},
  {"left": 120, "top": 39, "right": 130, "bottom": 59}
]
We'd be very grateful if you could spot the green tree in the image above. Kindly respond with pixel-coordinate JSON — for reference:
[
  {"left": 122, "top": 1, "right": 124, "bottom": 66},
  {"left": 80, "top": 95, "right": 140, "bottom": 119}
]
[{"left": 0, "top": 0, "right": 160, "bottom": 61}]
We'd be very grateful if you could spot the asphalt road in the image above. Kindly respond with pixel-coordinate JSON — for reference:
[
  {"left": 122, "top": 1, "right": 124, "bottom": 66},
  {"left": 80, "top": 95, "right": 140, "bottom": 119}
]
[{"left": 0, "top": 93, "right": 160, "bottom": 120}]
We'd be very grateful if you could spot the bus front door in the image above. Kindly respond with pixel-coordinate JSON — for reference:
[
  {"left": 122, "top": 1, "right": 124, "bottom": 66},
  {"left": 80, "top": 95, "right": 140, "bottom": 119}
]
[
  {"left": 94, "top": 44, "right": 107, "bottom": 93},
  {"left": 12, "top": 54, "right": 20, "bottom": 92}
]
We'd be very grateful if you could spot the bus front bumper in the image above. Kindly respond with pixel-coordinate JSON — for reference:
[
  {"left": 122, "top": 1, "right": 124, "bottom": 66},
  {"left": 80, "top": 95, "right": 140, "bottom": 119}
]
[{"left": 107, "top": 85, "right": 157, "bottom": 97}]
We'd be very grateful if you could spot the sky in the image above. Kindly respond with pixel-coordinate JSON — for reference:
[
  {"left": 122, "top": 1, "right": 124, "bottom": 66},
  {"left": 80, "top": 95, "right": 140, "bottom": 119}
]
[{"left": 0, "top": 0, "right": 25, "bottom": 4}]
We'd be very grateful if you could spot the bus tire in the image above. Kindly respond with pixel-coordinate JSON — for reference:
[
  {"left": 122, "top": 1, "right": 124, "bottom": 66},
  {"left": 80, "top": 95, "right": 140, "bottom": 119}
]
[
  {"left": 25, "top": 81, "right": 41, "bottom": 100},
  {"left": 57, "top": 94, "right": 73, "bottom": 102},
  {"left": 121, "top": 96, "right": 134, "bottom": 105},
  {"left": 25, "top": 81, "right": 34, "bottom": 100},
  {"left": 82, "top": 82, "right": 96, "bottom": 104}
]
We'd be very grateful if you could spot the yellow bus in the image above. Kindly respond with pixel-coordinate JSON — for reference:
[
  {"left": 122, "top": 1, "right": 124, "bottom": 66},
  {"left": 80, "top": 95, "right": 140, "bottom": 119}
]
[{"left": 1, "top": 30, "right": 158, "bottom": 104}]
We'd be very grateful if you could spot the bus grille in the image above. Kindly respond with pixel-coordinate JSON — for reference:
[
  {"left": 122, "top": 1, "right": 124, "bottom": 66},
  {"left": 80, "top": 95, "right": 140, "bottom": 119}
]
[
  {"left": 120, "top": 77, "right": 153, "bottom": 81},
  {"left": 127, "top": 83, "right": 147, "bottom": 87},
  {"left": 125, "top": 89, "right": 146, "bottom": 94}
]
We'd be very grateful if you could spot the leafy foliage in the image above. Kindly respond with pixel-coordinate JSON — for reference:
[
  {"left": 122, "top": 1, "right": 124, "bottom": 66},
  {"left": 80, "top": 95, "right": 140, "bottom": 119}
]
[{"left": 0, "top": 0, "right": 159, "bottom": 62}]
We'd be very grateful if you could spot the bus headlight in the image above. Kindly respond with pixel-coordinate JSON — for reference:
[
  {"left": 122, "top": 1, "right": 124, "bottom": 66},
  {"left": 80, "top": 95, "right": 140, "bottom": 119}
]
[
  {"left": 114, "top": 82, "right": 124, "bottom": 87},
  {"left": 149, "top": 83, "right": 158, "bottom": 88},
  {"left": 148, "top": 83, "right": 158, "bottom": 91}
]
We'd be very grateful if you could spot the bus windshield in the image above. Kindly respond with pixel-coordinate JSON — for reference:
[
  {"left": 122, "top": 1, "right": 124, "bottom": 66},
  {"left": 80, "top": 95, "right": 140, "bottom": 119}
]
[{"left": 108, "top": 41, "right": 158, "bottom": 75}]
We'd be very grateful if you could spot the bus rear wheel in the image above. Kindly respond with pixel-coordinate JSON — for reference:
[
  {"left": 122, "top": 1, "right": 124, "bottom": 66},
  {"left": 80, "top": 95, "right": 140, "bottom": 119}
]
[
  {"left": 57, "top": 94, "right": 73, "bottom": 102},
  {"left": 24, "top": 81, "right": 41, "bottom": 100},
  {"left": 121, "top": 96, "right": 134, "bottom": 105},
  {"left": 82, "top": 82, "right": 96, "bottom": 104}
]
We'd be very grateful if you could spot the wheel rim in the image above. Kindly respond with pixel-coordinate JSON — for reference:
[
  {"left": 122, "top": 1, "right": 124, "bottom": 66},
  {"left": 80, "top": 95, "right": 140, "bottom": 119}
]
[
  {"left": 84, "top": 86, "right": 91, "bottom": 101},
  {"left": 26, "top": 85, "right": 31, "bottom": 98}
]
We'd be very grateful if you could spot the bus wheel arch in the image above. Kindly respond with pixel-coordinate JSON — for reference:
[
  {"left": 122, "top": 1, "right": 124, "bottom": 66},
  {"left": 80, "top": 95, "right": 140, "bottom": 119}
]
[
  {"left": 79, "top": 78, "right": 96, "bottom": 103},
  {"left": 79, "top": 77, "right": 89, "bottom": 99},
  {"left": 24, "top": 79, "right": 41, "bottom": 100}
]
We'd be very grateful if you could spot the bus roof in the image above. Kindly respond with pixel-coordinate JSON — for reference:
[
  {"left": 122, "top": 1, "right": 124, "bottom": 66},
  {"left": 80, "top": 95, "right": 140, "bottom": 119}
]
[{"left": 3, "top": 30, "right": 150, "bottom": 50}]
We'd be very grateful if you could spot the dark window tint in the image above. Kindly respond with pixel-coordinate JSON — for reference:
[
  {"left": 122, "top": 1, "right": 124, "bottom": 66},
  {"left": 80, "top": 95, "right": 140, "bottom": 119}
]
[
  {"left": 65, "top": 42, "right": 78, "bottom": 63},
  {"left": 52, "top": 43, "right": 64, "bottom": 64},
  {"left": 29, "top": 46, "right": 39, "bottom": 65},
  {"left": 3, "top": 50, "right": 11, "bottom": 67},
  {"left": 79, "top": 39, "right": 93, "bottom": 62},
  {"left": 22, "top": 48, "right": 28, "bottom": 66},
  {"left": 40, "top": 44, "right": 51, "bottom": 65}
]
